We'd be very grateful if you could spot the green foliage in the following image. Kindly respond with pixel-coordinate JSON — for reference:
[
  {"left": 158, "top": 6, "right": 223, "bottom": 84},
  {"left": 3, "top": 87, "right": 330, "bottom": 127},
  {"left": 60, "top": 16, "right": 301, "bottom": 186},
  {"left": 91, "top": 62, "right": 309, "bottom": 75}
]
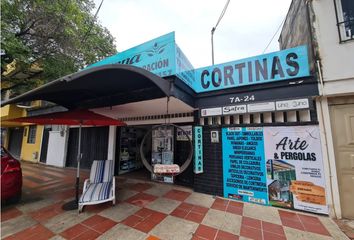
[{"left": 1, "top": 0, "right": 117, "bottom": 97}]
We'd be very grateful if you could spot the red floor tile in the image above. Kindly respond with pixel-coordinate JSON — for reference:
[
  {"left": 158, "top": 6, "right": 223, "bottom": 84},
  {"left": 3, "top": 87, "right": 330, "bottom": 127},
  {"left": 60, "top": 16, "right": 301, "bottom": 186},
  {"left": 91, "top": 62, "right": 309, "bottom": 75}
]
[
  {"left": 122, "top": 214, "right": 143, "bottom": 227},
  {"left": 83, "top": 202, "right": 112, "bottom": 213},
  {"left": 170, "top": 208, "right": 189, "bottom": 218},
  {"left": 82, "top": 215, "right": 109, "bottom": 227},
  {"left": 278, "top": 210, "right": 300, "bottom": 221},
  {"left": 60, "top": 224, "right": 90, "bottom": 239},
  {"left": 262, "top": 221, "right": 285, "bottom": 236},
  {"left": 226, "top": 205, "right": 243, "bottom": 215},
  {"left": 4, "top": 224, "right": 54, "bottom": 240},
  {"left": 81, "top": 215, "right": 117, "bottom": 234},
  {"left": 185, "top": 211, "right": 205, "bottom": 223},
  {"left": 125, "top": 192, "right": 158, "bottom": 207},
  {"left": 194, "top": 224, "right": 218, "bottom": 240},
  {"left": 281, "top": 218, "right": 305, "bottom": 231},
  {"left": 1, "top": 207, "right": 23, "bottom": 222},
  {"left": 242, "top": 216, "right": 262, "bottom": 229},
  {"left": 29, "top": 202, "right": 64, "bottom": 222},
  {"left": 163, "top": 189, "right": 191, "bottom": 201},
  {"left": 211, "top": 198, "right": 229, "bottom": 211},
  {"left": 263, "top": 231, "right": 287, "bottom": 240},
  {"left": 215, "top": 230, "right": 239, "bottom": 240},
  {"left": 228, "top": 200, "right": 243, "bottom": 208},
  {"left": 193, "top": 205, "right": 209, "bottom": 215},
  {"left": 240, "top": 225, "right": 262, "bottom": 240},
  {"left": 179, "top": 202, "right": 194, "bottom": 211},
  {"left": 72, "top": 229, "right": 101, "bottom": 240},
  {"left": 298, "top": 214, "right": 322, "bottom": 225},
  {"left": 131, "top": 183, "right": 153, "bottom": 192},
  {"left": 303, "top": 222, "right": 331, "bottom": 236},
  {"left": 52, "top": 189, "right": 77, "bottom": 201}
]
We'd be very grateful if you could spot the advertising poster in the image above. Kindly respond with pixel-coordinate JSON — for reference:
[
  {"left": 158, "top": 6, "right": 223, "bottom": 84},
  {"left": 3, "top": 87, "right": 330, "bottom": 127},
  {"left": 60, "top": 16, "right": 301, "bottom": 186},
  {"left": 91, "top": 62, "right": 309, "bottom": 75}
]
[
  {"left": 222, "top": 127, "right": 268, "bottom": 205},
  {"left": 176, "top": 125, "right": 193, "bottom": 141},
  {"left": 264, "top": 126, "right": 328, "bottom": 214}
]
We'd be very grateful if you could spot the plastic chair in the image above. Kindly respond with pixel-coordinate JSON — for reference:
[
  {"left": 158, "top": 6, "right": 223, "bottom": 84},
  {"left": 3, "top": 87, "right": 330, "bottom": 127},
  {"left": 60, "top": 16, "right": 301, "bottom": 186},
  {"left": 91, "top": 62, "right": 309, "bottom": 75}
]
[{"left": 78, "top": 160, "right": 115, "bottom": 213}]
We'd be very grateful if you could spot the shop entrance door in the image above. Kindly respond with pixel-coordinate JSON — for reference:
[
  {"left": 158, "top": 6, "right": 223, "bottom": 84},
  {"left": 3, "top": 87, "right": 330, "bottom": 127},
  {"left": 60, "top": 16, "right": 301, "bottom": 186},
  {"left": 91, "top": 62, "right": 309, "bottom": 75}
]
[
  {"left": 40, "top": 127, "right": 51, "bottom": 163},
  {"left": 175, "top": 136, "right": 194, "bottom": 187},
  {"left": 330, "top": 103, "right": 354, "bottom": 219},
  {"left": 66, "top": 126, "right": 109, "bottom": 169},
  {"left": 8, "top": 127, "right": 24, "bottom": 159}
]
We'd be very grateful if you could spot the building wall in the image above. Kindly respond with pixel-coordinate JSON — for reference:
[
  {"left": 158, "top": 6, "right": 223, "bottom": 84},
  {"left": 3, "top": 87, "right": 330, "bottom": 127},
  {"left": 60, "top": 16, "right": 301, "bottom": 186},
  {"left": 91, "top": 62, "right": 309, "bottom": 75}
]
[
  {"left": 20, "top": 125, "right": 44, "bottom": 162},
  {"left": 311, "top": 0, "right": 354, "bottom": 95},
  {"left": 194, "top": 126, "right": 223, "bottom": 196},
  {"left": 279, "top": 0, "right": 316, "bottom": 74}
]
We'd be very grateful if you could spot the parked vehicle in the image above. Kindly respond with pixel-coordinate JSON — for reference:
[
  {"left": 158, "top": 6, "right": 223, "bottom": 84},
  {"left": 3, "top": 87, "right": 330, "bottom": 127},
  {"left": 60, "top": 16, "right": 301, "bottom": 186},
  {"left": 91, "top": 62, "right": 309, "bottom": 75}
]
[{"left": 1, "top": 146, "right": 22, "bottom": 202}]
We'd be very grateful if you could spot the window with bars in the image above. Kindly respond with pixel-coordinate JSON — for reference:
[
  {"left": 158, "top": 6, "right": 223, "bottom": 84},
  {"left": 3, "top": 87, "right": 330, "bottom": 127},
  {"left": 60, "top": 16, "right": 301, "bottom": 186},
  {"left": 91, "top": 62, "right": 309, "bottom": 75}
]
[
  {"left": 334, "top": 0, "right": 354, "bottom": 42},
  {"left": 27, "top": 125, "right": 37, "bottom": 144}
]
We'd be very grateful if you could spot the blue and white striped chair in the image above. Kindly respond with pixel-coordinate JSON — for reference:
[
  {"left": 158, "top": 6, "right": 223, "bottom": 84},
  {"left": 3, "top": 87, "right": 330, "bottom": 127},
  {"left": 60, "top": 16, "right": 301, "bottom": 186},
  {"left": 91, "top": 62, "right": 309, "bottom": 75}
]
[{"left": 78, "top": 160, "right": 115, "bottom": 213}]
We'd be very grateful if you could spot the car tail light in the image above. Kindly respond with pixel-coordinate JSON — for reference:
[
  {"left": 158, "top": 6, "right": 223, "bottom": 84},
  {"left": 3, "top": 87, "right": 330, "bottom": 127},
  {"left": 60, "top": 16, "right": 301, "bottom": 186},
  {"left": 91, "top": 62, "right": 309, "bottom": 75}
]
[{"left": 3, "top": 160, "right": 21, "bottom": 173}]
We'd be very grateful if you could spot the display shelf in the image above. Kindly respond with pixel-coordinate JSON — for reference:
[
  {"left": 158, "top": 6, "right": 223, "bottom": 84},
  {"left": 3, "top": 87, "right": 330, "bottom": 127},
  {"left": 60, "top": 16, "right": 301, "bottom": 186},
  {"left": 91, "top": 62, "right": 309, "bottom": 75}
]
[{"left": 118, "top": 127, "right": 142, "bottom": 175}]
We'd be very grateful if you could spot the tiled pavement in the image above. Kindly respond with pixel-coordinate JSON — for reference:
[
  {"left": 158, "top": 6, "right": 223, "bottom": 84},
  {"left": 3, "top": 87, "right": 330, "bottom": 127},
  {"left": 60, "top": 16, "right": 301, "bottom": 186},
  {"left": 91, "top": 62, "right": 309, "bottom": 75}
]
[{"left": 1, "top": 162, "right": 351, "bottom": 240}]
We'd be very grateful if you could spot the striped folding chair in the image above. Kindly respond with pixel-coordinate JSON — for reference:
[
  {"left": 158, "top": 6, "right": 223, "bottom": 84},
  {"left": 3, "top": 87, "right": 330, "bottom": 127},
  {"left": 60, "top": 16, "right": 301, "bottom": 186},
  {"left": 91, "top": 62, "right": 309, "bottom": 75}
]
[{"left": 78, "top": 160, "right": 115, "bottom": 213}]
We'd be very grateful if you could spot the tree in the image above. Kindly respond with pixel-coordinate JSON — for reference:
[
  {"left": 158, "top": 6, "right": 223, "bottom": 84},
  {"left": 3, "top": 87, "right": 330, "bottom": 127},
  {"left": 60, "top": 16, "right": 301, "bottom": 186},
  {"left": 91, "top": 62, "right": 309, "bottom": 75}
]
[{"left": 1, "top": 0, "right": 116, "bottom": 97}]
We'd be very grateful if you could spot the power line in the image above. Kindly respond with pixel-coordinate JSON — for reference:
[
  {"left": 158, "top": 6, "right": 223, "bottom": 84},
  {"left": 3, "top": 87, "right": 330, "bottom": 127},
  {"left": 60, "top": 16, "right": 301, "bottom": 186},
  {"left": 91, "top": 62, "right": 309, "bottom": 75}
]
[
  {"left": 262, "top": 16, "right": 286, "bottom": 54},
  {"left": 81, "top": 0, "right": 104, "bottom": 44},
  {"left": 211, "top": 0, "right": 231, "bottom": 65},
  {"left": 214, "top": 0, "right": 231, "bottom": 30}
]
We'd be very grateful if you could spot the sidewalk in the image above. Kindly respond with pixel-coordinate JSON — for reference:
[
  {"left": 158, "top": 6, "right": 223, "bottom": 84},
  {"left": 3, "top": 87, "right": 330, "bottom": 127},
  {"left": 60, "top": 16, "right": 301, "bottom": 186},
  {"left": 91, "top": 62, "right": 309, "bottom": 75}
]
[{"left": 1, "top": 162, "right": 350, "bottom": 240}]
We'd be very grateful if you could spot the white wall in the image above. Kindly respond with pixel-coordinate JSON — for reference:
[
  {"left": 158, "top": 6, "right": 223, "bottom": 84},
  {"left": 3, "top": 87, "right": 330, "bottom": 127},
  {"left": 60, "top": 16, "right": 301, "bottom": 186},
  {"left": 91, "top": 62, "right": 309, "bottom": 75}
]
[
  {"left": 312, "top": 0, "right": 354, "bottom": 96},
  {"left": 46, "top": 130, "right": 68, "bottom": 167}
]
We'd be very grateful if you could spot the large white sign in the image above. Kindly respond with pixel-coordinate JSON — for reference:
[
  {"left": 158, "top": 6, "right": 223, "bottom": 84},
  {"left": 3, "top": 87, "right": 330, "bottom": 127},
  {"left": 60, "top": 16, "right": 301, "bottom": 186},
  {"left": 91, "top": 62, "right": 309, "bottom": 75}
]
[{"left": 263, "top": 126, "right": 327, "bottom": 214}]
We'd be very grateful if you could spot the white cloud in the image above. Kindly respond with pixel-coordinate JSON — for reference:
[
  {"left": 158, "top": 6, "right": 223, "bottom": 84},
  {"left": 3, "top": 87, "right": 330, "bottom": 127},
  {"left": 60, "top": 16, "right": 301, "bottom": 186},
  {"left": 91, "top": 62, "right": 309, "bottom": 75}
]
[{"left": 94, "top": 0, "right": 292, "bottom": 68}]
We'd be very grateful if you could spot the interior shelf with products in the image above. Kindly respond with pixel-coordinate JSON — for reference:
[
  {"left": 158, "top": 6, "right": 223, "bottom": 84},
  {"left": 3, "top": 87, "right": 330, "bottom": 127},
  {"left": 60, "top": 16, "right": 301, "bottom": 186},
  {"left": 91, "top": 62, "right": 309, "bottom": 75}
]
[{"left": 118, "top": 127, "right": 143, "bottom": 174}]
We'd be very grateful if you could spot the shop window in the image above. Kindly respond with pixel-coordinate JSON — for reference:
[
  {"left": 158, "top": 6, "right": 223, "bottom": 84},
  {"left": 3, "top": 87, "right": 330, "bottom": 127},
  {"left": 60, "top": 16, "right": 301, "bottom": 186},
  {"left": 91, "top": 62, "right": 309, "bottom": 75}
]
[
  {"left": 27, "top": 125, "right": 37, "bottom": 144},
  {"left": 334, "top": 0, "right": 354, "bottom": 42}
]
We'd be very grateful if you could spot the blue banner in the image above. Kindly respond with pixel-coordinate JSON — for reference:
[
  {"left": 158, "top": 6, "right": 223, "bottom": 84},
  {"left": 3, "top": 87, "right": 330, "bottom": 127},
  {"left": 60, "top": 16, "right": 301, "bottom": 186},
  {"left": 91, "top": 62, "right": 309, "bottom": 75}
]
[
  {"left": 87, "top": 32, "right": 177, "bottom": 78},
  {"left": 175, "top": 44, "right": 196, "bottom": 89},
  {"left": 194, "top": 46, "right": 310, "bottom": 93},
  {"left": 222, "top": 127, "right": 268, "bottom": 205},
  {"left": 194, "top": 126, "right": 203, "bottom": 174}
]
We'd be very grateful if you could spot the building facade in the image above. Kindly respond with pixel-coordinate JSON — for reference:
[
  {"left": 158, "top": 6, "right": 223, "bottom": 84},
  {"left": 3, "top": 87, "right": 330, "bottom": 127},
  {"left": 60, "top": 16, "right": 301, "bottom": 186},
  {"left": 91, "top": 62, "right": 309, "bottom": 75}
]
[
  {"left": 1, "top": 102, "right": 45, "bottom": 163},
  {"left": 2, "top": 24, "right": 346, "bottom": 218},
  {"left": 279, "top": 0, "right": 354, "bottom": 219}
]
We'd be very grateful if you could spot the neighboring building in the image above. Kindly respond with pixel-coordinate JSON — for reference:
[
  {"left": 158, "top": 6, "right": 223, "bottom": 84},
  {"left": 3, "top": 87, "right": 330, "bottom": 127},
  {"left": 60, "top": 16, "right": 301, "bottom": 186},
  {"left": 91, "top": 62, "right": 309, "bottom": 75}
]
[
  {"left": 279, "top": 0, "right": 354, "bottom": 219},
  {"left": 1, "top": 101, "right": 45, "bottom": 163}
]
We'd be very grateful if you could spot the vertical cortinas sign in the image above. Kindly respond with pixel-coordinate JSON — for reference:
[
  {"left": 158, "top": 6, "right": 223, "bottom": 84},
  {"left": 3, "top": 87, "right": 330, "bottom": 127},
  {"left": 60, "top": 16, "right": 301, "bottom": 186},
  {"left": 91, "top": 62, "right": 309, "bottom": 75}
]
[{"left": 194, "top": 126, "right": 203, "bottom": 174}]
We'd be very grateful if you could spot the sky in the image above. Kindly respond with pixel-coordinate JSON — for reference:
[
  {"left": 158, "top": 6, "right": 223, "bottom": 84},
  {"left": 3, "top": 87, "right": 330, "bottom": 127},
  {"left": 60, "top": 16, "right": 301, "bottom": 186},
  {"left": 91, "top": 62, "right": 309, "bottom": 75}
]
[{"left": 93, "top": 0, "right": 292, "bottom": 68}]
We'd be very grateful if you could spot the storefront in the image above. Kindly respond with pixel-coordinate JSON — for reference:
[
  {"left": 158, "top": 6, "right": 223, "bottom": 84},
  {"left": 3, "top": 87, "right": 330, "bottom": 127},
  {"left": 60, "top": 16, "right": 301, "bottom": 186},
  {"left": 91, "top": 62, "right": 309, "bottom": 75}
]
[{"left": 2, "top": 32, "right": 327, "bottom": 215}]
